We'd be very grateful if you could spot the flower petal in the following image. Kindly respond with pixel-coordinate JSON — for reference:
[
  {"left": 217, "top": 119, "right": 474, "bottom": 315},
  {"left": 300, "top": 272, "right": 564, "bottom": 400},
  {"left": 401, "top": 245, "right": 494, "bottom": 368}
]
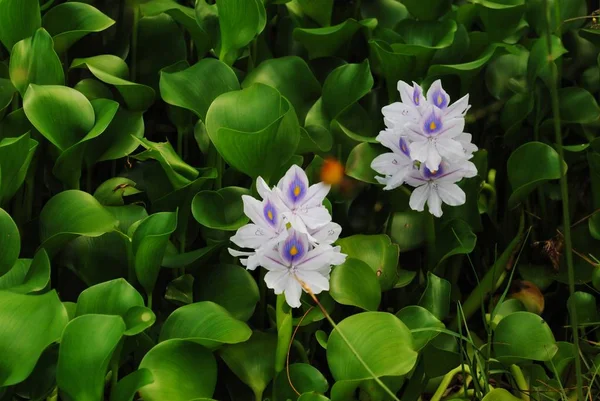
[
  {"left": 438, "top": 117, "right": 465, "bottom": 138},
  {"left": 295, "top": 270, "right": 330, "bottom": 294},
  {"left": 427, "top": 187, "right": 443, "bottom": 217},
  {"left": 297, "top": 244, "right": 337, "bottom": 271},
  {"left": 264, "top": 269, "right": 290, "bottom": 294},
  {"left": 230, "top": 223, "right": 271, "bottom": 249},
  {"left": 437, "top": 138, "right": 466, "bottom": 162},
  {"left": 256, "top": 176, "right": 272, "bottom": 199},
  {"left": 278, "top": 165, "right": 310, "bottom": 207},
  {"left": 284, "top": 279, "right": 303, "bottom": 308},
  {"left": 303, "top": 182, "right": 331, "bottom": 208},
  {"left": 260, "top": 248, "right": 289, "bottom": 271},
  {"left": 425, "top": 143, "right": 443, "bottom": 171},
  {"left": 297, "top": 205, "right": 332, "bottom": 229},
  {"left": 408, "top": 139, "right": 429, "bottom": 164},
  {"left": 437, "top": 182, "right": 466, "bottom": 206},
  {"left": 445, "top": 94, "right": 470, "bottom": 119},
  {"left": 409, "top": 184, "right": 430, "bottom": 212},
  {"left": 310, "top": 222, "right": 342, "bottom": 244}
]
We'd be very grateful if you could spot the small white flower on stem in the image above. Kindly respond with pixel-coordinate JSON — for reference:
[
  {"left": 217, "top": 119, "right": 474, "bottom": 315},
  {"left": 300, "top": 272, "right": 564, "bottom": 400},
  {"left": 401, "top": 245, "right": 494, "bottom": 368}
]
[
  {"left": 406, "top": 105, "right": 466, "bottom": 171},
  {"left": 260, "top": 230, "right": 346, "bottom": 308},
  {"left": 229, "top": 193, "right": 287, "bottom": 270},
  {"left": 405, "top": 160, "right": 477, "bottom": 218},
  {"left": 274, "top": 165, "right": 332, "bottom": 236},
  {"left": 371, "top": 130, "right": 416, "bottom": 190},
  {"left": 381, "top": 81, "right": 425, "bottom": 131},
  {"left": 426, "top": 79, "right": 471, "bottom": 119}
]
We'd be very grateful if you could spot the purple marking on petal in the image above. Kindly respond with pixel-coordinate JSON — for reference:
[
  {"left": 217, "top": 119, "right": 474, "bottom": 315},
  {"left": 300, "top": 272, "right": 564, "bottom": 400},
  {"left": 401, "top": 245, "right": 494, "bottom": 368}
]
[
  {"left": 423, "top": 164, "right": 445, "bottom": 180},
  {"left": 431, "top": 89, "right": 448, "bottom": 109},
  {"left": 263, "top": 200, "right": 278, "bottom": 227},
  {"left": 282, "top": 233, "right": 306, "bottom": 264},
  {"left": 423, "top": 112, "right": 443, "bottom": 136},
  {"left": 413, "top": 86, "right": 421, "bottom": 106},
  {"left": 399, "top": 137, "right": 411, "bottom": 157},
  {"left": 288, "top": 174, "right": 306, "bottom": 204}
]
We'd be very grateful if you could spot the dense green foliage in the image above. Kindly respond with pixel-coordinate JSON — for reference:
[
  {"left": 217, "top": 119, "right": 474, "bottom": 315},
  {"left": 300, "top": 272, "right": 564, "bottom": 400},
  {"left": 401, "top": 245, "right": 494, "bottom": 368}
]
[{"left": 0, "top": 0, "right": 599, "bottom": 400}]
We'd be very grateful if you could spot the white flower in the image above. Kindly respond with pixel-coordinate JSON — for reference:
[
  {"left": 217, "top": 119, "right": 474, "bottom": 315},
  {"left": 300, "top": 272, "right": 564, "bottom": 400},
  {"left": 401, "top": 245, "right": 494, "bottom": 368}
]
[
  {"left": 381, "top": 81, "right": 424, "bottom": 131},
  {"left": 273, "top": 165, "right": 332, "bottom": 236},
  {"left": 260, "top": 229, "right": 346, "bottom": 308},
  {"left": 405, "top": 160, "right": 477, "bottom": 217},
  {"left": 456, "top": 133, "right": 478, "bottom": 159},
  {"left": 229, "top": 193, "right": 287, "bottom": 270},
  {"left": 371, "top": 129, "right": 416, "bottom": 190},
  {"left": 426, "top": 79, "right": 470, "bottom": 118},
  {"left": 406, "top": 105, "right": 466, "bottom": 171},
  {"left": 309, "top": 221, "right": 342, "bottom": 245}
]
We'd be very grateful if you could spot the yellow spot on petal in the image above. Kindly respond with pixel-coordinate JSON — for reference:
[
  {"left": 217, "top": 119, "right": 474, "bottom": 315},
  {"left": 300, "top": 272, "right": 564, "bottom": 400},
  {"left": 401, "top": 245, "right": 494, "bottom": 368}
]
[
  {"left": 290, "top": 246, "right": 298, "bottom": 256},
  {"left": 293, "top": 185, "right": 301, "bottom": 197},
  {"left": 429, "top": 121, "right": 437, "bottom": 131},
  {"left": 267, "top": 210, "right": 273, "bottom": 220},
  {"left": 141, "top": 312, "right": 152, "bottom": 322},
  {"left": 437, "top": 95, "right": 443, "bottom": 105}
]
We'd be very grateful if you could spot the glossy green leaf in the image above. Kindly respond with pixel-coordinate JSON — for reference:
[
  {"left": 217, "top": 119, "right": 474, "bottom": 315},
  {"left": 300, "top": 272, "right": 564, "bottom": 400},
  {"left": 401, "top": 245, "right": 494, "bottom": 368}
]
[
  {"left": 345, "top": 142, "right": 384, "bottom": 184},
  {"left": 23, "top": 84, "right": 95, "bottom": 151},
  {"left": 402, "top": 0, "right": 451, "bottom": 21},
  {"left": 273, "top": 363, "right": 329, "bottom": 401},
  {"left": 94, "top": 178, "right": 142, "bottom": 206},
  {"left": 295, "top": 0, "right": 333, "bottom": 26},
  {"left": 298, "top": 393, "right": 330, "bottom": 401},
  {"left": 396, "top": 306, "right": 444, "bottom": 351},
  {"left": 434, "top": 219, "right": 477, "bottom": 266},
  {"left": 139, "top": 339, "right": 217, "bottom": 401},
  {"left": 507, "top": 142, "right": 566, "bottom": 208},
  {"left": 132, "top": 211, "right": 177, "bottom": 296},
  {"left": 206, "top": 83, "right": 300, "bottom": 182},
  {"left": 567, "top": 291, "right": 598, "bottom": 325},
  {"left": 0, "top": 209, "right": 19, "bottom": 276},
  {"left": 219, "top": 331, "right": 277, "bottom": 400},
  {"left": 493, "top": 311, "right": 557, "bottom": 362},
  {"left": 527, "top": 36, "right": 567, "bottom": 87},
  {"left": 0, "top": 0, "right": 41, "bottom": 51},
  {"left": 327, "top": 312, "right": 417, "bottom": 381},
  {"left": 71, "top": 55, "right": 155, "bottom": 111},
  {"left": 86, "top": 108, "right": 145, "bottom": 163},
  {"left": 322, "top": 60, "right": 373, "bottom": 120},
  {"left": 473, "top": 0, "right": 526, "bottom": 41},
  {"left": 418, "top": 272, "right": 451, "bottom": 320},
  {"left": 388, "top": 210, "right": 426, "bottom": 252},
  {"left": 14, "top": 343, "right": 58, "bottom": 401},
  {"left": 160, "top": 59, "right": 239, "bottom": 121},
  {"left": 330, "top": 257, "right": 381, "bottom": 311},
  {"left": 0, "top": 290, "right": 67, "bottom": 387},
  {"left": 160, "top": 301, "right": 252, "bottom": 348},
  {"left": 337, "top": 234, "right": 399, "bottom": 291},
  {"left": 558, "top": 87, "right": 600, "bottom": 124},
  {"left": 74, "top": 78, "right": 113, "bottom": 101},
  {"left": 369, "top": 40, "right": 416, "bottom": 98},
  {"left": 243, "top": 56, "right": 321, "bottom": 123},
  {"left": 9, "top": 28, "right": 63, "bottom": 96},
  {"left": 293, "top": 19, "right": 376, "bottom": 60},
  {"left": 40, "top": 190, "right": 118, "bottom": 256},
  {"left": 42, "top": 2, "right": 115, "bottom": 54},
  {"left": 217, "top": 0, "right": 266, "bottom": 65},
  {"left": 0, "top": 133, "right": 38, "bottom": 206},
  {"left": 395, "top": 19, "right": 457, "bottom": 53},
  {"left": 481, "top": 389, "right": 522, "bottom": 401},
  {"left": 57, "top": 315, "right": 126, "bottom": 401},
  {"left": 0, "top": 77, "right": 16, "bottom": 117},
  {"left": 191, "top": 187, "right": 250, "bottom": 230},
  {"left": 0, "top": 249, "right": 50, "bottom": 294},
  {"left": 485, "top": 49, "right": 529, "bottom": 100},
  {"left": 110, "top": 369, "right": 154, "bottom": 401},
  {"left": 193, "top": 264, "right": 259, "bottom": 321}
]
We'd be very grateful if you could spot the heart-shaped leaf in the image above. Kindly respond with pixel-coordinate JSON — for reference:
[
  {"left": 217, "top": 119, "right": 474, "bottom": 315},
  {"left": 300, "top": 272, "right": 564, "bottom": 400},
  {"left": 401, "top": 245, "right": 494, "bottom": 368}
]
[
  {"left": 273, "top": 363, "right": 329, "bottom": 401},
  {"left": 217, "top": 0, "right": 266, "bottom": 65},
  {"left": 330, "top": 257, "right": 381, "bottom": 311},
  {"left": 0, "top": 0, "right": 41, "bottom": 51},
  {"left": 110, "top": 369, "right": 154, "bottom": 401},
  {"left": 322, "top": 60, "right": 373, "bottom": 120},
  {"left": 191, "top": 187, "right": 250, "bottom": 230},
  {"left": 396, "top": 306, "right": 444, "bottom": 351},
  {"left": 0, "top": 249, "right": 50, "bottom": 293}
]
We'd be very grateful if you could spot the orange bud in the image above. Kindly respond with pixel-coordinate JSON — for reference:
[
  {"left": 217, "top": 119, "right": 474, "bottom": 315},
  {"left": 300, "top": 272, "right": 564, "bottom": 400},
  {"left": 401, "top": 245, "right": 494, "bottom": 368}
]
[
  {"left": 509, "top": 280, "right": 545, "bottom": 315},
  {"left": 320, "top": 157, "right": 345, "bottom": 185}
]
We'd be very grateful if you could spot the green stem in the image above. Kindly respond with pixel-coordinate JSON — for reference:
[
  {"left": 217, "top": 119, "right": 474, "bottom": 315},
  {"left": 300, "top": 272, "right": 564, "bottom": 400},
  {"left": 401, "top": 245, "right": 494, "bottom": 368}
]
[
  {"left": 253, "top": 388, "right": 263, "bottom": 401},
  {"left": 425, "top": 212, "right": 436, "bottom": 271},
  {"left": 430, "top": 365, "right": 472, "bottom": 401},
  {"left": 130, "top": 5, "right": 140, "bottom": 82},
  {"left": 147, "top": 292, "right": 153, "bottom": 309},
  {"left": 543, "top": 1, "right": 583, "bottom": 398},
  {"left": 510, "top": 364, "right": 530, "bottom": 401}
]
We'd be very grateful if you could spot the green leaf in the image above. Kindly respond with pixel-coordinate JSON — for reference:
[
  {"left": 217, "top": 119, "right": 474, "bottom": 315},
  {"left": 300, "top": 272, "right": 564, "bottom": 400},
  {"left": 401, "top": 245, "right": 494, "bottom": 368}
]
[
  {"left": 326, "top": 312, "right": 417, "bottom": 381},
  {"left": 558, "top": 87, "right": 600, "bottom": 124},
  {"left": 418, "top": 272, "right": 451, "bottom": 320},
  {"left": 217, "top": 0, "right": 266, "bottom": 65},
  {"left": 193, "top": 264, "right": 259, "bottom": 321},
  {"left": 42, "top": 2, "right": 115, "bottom": 54},
  {"left": 473, "top": 0, "right": 526, "bottom": 41},
  {"left": 71, "top": 55, "right": 155, "bottom": 111},
  {"left": 507, "top": 142, "right": 566, "bottom": 208},
  {"left": 388, "top": 210, "right": 426, "bottom": 252},
  {"left": 191, "top": 187, "right": 250, "bottom": 230},
  {"left": 567, "top": 291, "right": 598, "bottom": 325},
  {"left": 330, "top": 257, "right": 381, "bottom": 311},
  {"left": 110, "top": 369, "right": 154, "bottom": 401},
  {"left": 159, "top": 301, "right": 252, "bottom": 348},
  {"left": 57, "top": 315, "right": 126, "bottom": 401},
  {"left": 293, "top": 19, "right": 376, "bottom": 60},
  {"left": 39, "top": 190, "right": 118, "bottom": 256},
  {"left": 132, "top": 211, "right": 177, "bottom": 296},
  {"left": 160, "top": 59, "right": 239, "bottom": 121},
  {"left": 298, "top": 393, "right": 330, "bottom": 401},
  {"left": 0, "top": 290, "right": 68, "bottom": 387},
  {"left": 396, "top": 306, "right": 444, "bottom": 351},
  {"left": 219, "top": 331, "right": 278, "bottom": 400},
  {"left": 345, "top": 142, "right": 384, "bottom": 184},
  {"left": 295, "top": 0, "right": 333, "bottom": 26},
  {"left": 485, "top": 48, "right": 529, "bottom": 100},
  {"left": 139, "top": 339, "right": 217, "bottom": 401},
  {"left": 94, "top": 178, "right": 142, "bottom": 206},
  {"left": 243, "top": 56, "right": 321, "bottom": 123},
  {"left": 0, "top": 249, "right": 50, "bottom": 294},
  {"left": 493, "top": 311, "right": 558, "bottom": 362},
  {"left": 275, "top": 295, "right": 292, "bottom": 374},
  {"left": 75, "top": 78, "right": 113, "bottom": 101},
  {"left": 336, "top": 234, "right": 399, "bottom": 291},
  {"left": 0, "top": 210, "right": 19, "bottom": 277},
  {"left": 9, "top": 28, "right": 64, "bottom": 96},
  {"left": 86, "top": 108, "right": 145, "bottom": 163},
  {"left": 395, "top": 19, "right": 457, "bottom": 53},
  {"left": 527, "top": 36, "right": 567, "bottom": 88},
  {"left": 206, "top": 83, "right": 300, "bottom": 182},
  {"left": 273, "top": 363, "right": 329, "bottom": 401},
  {"left": 434, "top": 219, "right": 477, "bottom": 266},
  {"left": 23, "top": 84, "right": 95, "bottom": 151},
  {"left": 402, "top": 0, "right": 451, "bottom": 21},
  {"left": 481, "top": 389, "right": 522, "bottom": 401},
  {"left": 369, "top": 40, "right": 416, "bottom": 99},
  {"left": 322, "top": 60, "right": 373, "bottom": 120},
  {"left": 0, "top": 133, "right": 38, "bottom": 206},
  {"left": 0, "top": 0, "right": 41, "bottom": 51}
]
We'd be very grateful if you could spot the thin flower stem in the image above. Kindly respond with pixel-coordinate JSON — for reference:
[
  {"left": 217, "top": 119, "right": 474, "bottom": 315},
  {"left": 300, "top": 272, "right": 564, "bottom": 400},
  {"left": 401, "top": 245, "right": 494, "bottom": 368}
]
[
  {"left": 543, "top": 2, "right": 584, "bottom": 400},
  {"left": 298, "top": 279, "right": 401, "bottom": 401},
  {"left": 287, "top": 306, "right": 314, "bottom": 396}
]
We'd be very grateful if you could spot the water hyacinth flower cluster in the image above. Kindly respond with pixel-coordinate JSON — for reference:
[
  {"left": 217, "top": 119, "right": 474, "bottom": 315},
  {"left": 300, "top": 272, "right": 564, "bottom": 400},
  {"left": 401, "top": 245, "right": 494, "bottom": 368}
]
[
  {"left": 371, "top": 80, "right": 478, "bottom": 217},
  {"left": 229, "top": 165, "right": 346, "bottom": 308}
]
